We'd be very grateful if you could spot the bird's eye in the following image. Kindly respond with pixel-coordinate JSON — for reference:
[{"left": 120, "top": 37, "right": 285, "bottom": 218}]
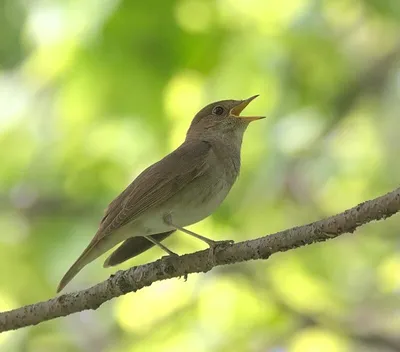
[{"left": 213, "top": 106, "right": 224, "bottom": 116}]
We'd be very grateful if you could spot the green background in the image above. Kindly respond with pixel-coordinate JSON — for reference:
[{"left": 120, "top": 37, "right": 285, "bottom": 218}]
[{"left": 1, "top": 0, "right": 400, "bottom": 351}]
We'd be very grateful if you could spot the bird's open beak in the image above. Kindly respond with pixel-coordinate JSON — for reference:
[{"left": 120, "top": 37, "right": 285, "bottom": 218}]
[{"left": 230, "top": 95, "right": 265, "bottom": 121}]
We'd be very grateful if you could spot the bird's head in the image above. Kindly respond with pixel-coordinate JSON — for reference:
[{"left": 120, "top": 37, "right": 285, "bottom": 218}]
[{"left": 186, "top": 95, "right": 265, "bottom": 142}]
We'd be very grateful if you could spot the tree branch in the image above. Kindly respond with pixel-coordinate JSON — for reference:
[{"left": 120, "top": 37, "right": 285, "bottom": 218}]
[{"left": 1, "top": 187, "right": 399, "bottom": 333}]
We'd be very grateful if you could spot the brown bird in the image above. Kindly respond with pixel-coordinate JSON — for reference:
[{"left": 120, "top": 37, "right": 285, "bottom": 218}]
[{"left": 57, "top": 95, "right": 264, "bottom": 292}]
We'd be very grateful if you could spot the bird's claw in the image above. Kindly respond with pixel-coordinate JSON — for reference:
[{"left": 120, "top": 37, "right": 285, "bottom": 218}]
[
  {"left": 161, "top": 252, "right": 179, "bottom": 260},
  {"left": 179, "top": 273, "right": 189, "bottom": 281},
  {"left": 160, "top": 252, "right": 188, "bottom": 281},
  {"left": 207, "top": 239, "right": 234, "bottom": 265}
]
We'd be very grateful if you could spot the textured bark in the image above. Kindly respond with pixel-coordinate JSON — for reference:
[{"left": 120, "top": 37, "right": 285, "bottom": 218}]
[{"left": 0, "top": 187, "right": 399, "bottom": 333}]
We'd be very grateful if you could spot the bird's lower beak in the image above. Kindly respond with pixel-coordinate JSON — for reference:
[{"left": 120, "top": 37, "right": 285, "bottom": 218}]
[{"left": 230, "top": 95, "right": 265, "bottom": 121}]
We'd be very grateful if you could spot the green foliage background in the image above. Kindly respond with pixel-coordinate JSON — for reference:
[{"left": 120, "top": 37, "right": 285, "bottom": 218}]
[{"left": 1, "top": 0, "right": 400, "bottom": 351}]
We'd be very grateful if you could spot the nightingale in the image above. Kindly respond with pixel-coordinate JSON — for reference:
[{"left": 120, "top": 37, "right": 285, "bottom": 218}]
[{"left": 57, "top": 95, "right": 264, "bottom": 292}]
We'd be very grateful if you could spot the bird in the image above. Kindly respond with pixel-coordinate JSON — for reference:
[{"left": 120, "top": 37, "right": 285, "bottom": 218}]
[{"left": 57, "top": 95, "right": 264, "bottom": 292}]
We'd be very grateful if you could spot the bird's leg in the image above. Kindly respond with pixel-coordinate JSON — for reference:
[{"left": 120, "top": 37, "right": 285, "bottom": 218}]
[
  {"left": 144, "top": 235, "right": 178, "bottom": 257},
  {"left": 163, "top": 215, "right": 233, "bottom": 264},
  {"left": 174, "top": 226, "right": 217, "bottom": 246},
  {"left": 175, "top": 226, "right": 233, "bottom": 265}
]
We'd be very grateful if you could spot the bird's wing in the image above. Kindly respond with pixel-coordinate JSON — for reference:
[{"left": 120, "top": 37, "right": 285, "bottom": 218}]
[
  {"left": 57, "top": 140, "right": 212, "bottom": 292},
  {"left": 98, "top": 139, "right": 213, "bottom": 239}
]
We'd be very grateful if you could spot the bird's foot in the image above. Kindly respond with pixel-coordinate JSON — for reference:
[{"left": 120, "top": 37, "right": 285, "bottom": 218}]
[
  {"left": 207, "top": 239, "right": 234, "bottom": 266},
  {"left": 180, "top": 273, "right": 189, "bottom": 281},
  {"left": 160, "top": 252, "right": 181, "bottom": 278},
  {"left": 323, "top": 231, "right": 338, "bottom": 238},
  {"left": 161, "top": 251, "right": 179, "bottom": 260},
  {"left": 160, "top": 252, "right": 188, "bottom": 281}
]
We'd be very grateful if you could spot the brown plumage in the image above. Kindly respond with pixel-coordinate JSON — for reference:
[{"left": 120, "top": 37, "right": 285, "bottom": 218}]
[
  {"left": 57, "top": 95, "right": 264, "bottom": 292},
  {"left": 103, "top": 231, "right": 175, "bottom": 267}
]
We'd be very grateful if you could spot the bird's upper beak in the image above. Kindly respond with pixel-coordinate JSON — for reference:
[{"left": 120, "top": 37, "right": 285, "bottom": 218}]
[{"left": 230, "top": 95, "right": 265, "bottom": 121}]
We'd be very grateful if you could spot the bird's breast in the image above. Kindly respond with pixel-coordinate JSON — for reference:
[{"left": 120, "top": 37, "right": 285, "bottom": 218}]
[
  {"left": 170, "top": 146, "right": 241, "bottom": 225},
  {"left": 169, "top": 173, "right": 232, "bottom": 226},
  {"left": 137, "top": 163, "right": 237, "bottom": 234}
]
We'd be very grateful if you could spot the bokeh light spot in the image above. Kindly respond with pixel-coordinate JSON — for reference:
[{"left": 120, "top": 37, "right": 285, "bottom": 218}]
[
  {"left": 378, "top": 255, "right": 400, "bottom": 293},
  {"left": 290, "top": 328, "right": 348, "bottom": 352},
  {"left": 175, "top": 0, "right": 213, "bottom": 33},
  {"left": 163, "top": 70, "right": 205, "bottom": 148},
  {"left": 114, "top": 278, "right": 197, "bottom": 333}
]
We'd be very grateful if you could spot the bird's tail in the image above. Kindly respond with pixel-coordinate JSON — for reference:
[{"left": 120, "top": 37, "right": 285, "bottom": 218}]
[
  {"left": 57, "top": 233, "right": 121, "bottom": 293},
  {"left": 103, "top": 231, "right": 175, "bottom": 267}
]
